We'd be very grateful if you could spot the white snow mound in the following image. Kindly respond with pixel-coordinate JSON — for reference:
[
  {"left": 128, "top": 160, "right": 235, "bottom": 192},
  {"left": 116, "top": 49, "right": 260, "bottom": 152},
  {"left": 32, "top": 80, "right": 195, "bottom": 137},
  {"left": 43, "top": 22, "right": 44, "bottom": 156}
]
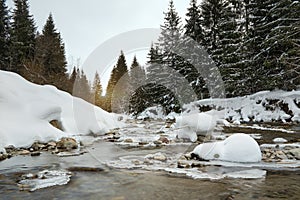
[
  {"left": 192, "top": 133, "right": 262, "bottom": 163},
  {"left": 0, "top": 70, "right": 121, "bottom": 152},
  {"left": 175, "top": 113, "right": 217, "bottom": 135}
]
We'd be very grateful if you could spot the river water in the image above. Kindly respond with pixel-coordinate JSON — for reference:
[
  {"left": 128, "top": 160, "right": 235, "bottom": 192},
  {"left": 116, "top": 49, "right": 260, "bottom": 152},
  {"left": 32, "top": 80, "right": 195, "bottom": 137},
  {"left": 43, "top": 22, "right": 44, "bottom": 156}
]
[{"left": 0, "top": 121, "right": 300, "bottom": 200}]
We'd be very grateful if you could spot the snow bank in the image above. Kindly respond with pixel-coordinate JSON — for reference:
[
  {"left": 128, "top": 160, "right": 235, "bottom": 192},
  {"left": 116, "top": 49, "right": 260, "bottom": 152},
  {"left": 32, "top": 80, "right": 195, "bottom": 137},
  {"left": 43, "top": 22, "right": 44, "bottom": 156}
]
[
  {"left": 0, "top": 70, "right": 121, "bottom": 152},
  {"left": 183, "top": 90, "right": 300, "bottom": 123},
  {"left": 192, "top": 133, "right": 262, "bottom": 163}
]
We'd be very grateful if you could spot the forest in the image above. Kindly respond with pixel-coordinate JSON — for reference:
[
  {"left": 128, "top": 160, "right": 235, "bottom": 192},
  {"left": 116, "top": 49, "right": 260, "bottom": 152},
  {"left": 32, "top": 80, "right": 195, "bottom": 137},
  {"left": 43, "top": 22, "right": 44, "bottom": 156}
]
[{"left": 0, "top": 0, "right": 299, "bottom": 115}]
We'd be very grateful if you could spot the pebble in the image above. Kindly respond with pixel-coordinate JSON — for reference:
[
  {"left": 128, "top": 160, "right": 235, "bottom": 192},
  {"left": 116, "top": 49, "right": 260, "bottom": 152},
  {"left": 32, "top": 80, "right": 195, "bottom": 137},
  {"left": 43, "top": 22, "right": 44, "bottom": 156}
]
[
  {"left": 0, "top": 153, "right": 8, "bottom": 161},
  {"left": 158, "top": 136, "right": 170, "bottom": 144},
  {"left": 285, "top": 148, "right": 300, "bottom": 160},
  {"left": 19, "top": 150, "right": 30, "bottom": 155},
  {"left": 56, "top": 138, "right": 78, "bottom": 150},
  {"left": 153, "top": 152, "right": 167, "bottom": 162},
  {"left": 31, "top": 152, "right": 41, "bottom": 157},
  {"left": 124, "top": 138, "right": 133, "bottom": 143}
]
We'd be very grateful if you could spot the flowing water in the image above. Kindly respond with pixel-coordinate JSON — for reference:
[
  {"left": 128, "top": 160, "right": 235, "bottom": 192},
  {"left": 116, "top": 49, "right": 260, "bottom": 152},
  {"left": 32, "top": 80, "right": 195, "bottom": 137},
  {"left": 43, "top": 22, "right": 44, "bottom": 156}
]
[{"left": 0, "top": 121, "right": 300, "bottom": 200}]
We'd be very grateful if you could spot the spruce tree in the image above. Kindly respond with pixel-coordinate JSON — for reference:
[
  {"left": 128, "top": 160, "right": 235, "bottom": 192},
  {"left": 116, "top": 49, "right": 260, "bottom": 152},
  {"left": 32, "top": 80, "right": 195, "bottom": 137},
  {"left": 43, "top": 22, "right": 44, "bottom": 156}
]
[
  {"left": 259, "top": 0, "right": 300, "bottom": 91},
  {"left": 182, "top": 0, "right": 210, "bottom": 99},
  {"left": 212, "top": 1, "right": 243, "bottom": 97},
  {"left": 35, "top": 13, "right": 67, "bottom": 90},
  {"left": 10, "top": 0, "right": 36, "bottom": 74},
  {"left": 67, "top": 66, "right": 78, "bottom": 93},
  {"left": 92, "top": 72, "right": 104, "bottom": 108},
  {"left": 0, "top": 0, "right": 10, "bottom": 70},
  {"left": 105, "top": 51, "right": 129, "bottom": 113},
  {"left": 73, "top": 69, "right": 91, "bottom": 102},
  {"left": 152, "top": 0, "right": 183, "bottom": 113},
  {"left": 129, "top": 55, "right": 146, "bottom": 91},
  {"left": 201, "top": 0, "right": 224, "bottom": 53},
  {"left": 185, "top": 0, "right": 205, "bottom": 45}
]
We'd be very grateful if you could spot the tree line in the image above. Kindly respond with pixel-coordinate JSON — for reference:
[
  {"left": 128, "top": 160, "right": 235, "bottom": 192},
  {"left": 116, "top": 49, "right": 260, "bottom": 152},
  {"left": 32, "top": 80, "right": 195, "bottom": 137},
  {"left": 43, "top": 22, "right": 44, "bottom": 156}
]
[
  {"left": 1, "top": 0, "right": 299, "bottom": 115},
  {"left": 128, "top": 0, "right": 300, "bottom": 115},
  {"left": 0, "top": 0, "right": 73, "bottom": 92}
]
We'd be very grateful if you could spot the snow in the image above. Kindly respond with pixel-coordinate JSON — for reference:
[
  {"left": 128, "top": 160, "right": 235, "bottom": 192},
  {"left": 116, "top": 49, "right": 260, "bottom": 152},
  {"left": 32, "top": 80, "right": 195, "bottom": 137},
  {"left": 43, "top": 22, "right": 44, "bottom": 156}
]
[
  {"left": 175, "top": 112, "right": 217, "bottom": 136},
  {"left": 174, "top": 168, "right": 267, "bottom": 180},
  {"left": 273, "top": 138, "right": 288, "bottom": 143},
  {"left": 18, "top": 170, "right": 72, "bottom": 191},
  {"left": 183, "top": 90, "right": 300, "bottom": 124},
  {"left": 0, "top": 70, "right": 122, "bottom": 152},
  {"left": 192, "top": 133, "right": 262, "bottom": 163}
]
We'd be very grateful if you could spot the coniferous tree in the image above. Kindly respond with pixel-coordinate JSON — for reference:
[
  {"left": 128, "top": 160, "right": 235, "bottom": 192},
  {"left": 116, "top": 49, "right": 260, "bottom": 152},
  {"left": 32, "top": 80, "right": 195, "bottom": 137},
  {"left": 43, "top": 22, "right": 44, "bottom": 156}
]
[
  {"left": 151, "top": 0, "right": 183, "bottom": 113},
  {"left": 259, "top": 0, "right": 300, "bottom": 91},
  {"left": 67, "top": 66, "right": 78, "bottom": 94},
  {"left": 185, "top": 0, "right": 205, "bottom": 45},
  {"left": 73, "top": 69, "right": 91, "bottom": 102},
  {"left": 92, "top": 72, "right": 104, "bottom": 108},
  {"left": 182, "top": 0, "right": 210, "bottom": 99},
  {"left": 105, "top": 51, "right": 129, "bottom": 113},
  {"left": 213, "top": 1, "right": 243, "bottom": 97},
  {"left": 129, "top": 55, "right": 146, "bottom": 91},
  {"left": 201, "top": 0, "right": 224, "bottom": 53},
  {"left": 0, "top": 0, "right": 10, "bottom": 70},
  {"left": 35, "top": 13, "right": 68, "bottom": 90},
  {"left": 10, "top": 0, "right": 36, "bottom": 74}
]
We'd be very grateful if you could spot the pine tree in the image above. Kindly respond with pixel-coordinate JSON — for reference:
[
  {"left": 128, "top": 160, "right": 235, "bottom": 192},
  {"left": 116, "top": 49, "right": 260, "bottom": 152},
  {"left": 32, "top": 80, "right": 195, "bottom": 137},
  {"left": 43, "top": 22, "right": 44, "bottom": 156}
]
[
  {"left": 92, "top": 72, "right": 104, "bottom": 108},
  {"left": 10, "top": 0, "right": 36, "bottom": 74},
  {"left": 73, "top": 69, "right": 91, "bottom": 102},
  {"left": 67, "top": 66, "right": 78, "bottom": 94},
  {"left": 129, "top": 55, "right": 146, "bottom": 91},
  {"left": 201, "top": 0, "right": 224, "bottom": 53},
  {"left": 152, "top": 0, "right": 183, "bottom": 113},
  {"left": 212, "top": 1, "right": 243, "bottom": 97},
  {"left": 105, "top": 51, "right": 129, "bottom": 113},
  {"left": 181, "top": 0, "right": 211, "bottom": 99},
  {"left": 35, "top": 13, "right": 67, "bottom": 90},
  {"left": 0, "top": 0, "right": 10, "bottom": 70},
  {"left": 185, "top": 0, "right": 205, "bottom": 45},
  {"left": 259, "top": 0, "right": 300, "bottom": 91}
]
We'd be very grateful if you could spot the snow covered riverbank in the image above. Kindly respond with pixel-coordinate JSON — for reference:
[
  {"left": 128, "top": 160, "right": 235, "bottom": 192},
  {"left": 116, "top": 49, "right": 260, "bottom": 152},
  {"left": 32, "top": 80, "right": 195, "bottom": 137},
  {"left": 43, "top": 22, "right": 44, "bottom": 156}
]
[{"left": 0, "top": 70, "right": 122, "bottom": 152}]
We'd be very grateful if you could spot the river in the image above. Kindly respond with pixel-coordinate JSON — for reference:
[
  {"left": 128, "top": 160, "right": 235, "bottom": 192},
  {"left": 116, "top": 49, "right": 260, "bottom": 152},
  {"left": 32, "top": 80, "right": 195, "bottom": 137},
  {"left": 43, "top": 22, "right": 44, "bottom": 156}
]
[{"left": 0, "top": 120, "right": 300, "bottom": 200}]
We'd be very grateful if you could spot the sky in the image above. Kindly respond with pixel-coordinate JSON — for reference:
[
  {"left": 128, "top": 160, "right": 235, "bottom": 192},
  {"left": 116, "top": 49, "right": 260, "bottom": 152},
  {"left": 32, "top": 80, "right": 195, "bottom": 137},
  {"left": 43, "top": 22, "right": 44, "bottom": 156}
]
[
  {"left": 6, "top": 0, "right": 190, "bottom": 65},
  {"left": 6, "top": 0, "right": 191, "bottom": 87}
]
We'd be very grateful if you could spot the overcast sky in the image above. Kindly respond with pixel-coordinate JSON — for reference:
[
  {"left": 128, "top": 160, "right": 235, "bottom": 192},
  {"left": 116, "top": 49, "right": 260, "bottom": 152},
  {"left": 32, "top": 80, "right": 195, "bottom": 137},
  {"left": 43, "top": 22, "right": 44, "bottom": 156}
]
[{"left": 6, "top": 0, "right": 190, "bottom": 70}]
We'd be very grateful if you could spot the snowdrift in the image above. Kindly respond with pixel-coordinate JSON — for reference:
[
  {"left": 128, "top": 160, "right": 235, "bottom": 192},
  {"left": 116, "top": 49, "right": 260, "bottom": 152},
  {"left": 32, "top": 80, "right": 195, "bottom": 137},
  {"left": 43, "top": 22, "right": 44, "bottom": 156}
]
[
  {"left": 0, "top": 70, "right": 121, "bottom": 152},
  {"left": 192, "top": 133, "right": 262, "bottom": 163},
  {"left": 184, "top": 90, "right": 300, "bottom": 123}
]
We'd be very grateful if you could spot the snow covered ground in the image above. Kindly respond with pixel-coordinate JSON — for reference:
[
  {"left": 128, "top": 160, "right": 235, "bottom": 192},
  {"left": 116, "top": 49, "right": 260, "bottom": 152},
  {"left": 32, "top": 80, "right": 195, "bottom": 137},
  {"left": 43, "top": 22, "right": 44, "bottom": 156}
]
[
  {"left": 137, "top": 91, "right": 300, "bottom": 124},
  {"left": 184, "top": 90, "right": 300, "bottom": 123},
  {"left": 0, "top": 70, "right": 122, "bottom": 152}
]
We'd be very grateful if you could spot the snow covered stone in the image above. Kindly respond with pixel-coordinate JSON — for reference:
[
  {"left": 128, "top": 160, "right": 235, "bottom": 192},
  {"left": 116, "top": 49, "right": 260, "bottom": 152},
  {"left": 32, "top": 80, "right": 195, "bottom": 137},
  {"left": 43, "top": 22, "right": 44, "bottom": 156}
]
[
  {"left": 175, "top": 112, "right": 217, "bottom": 136},
  {"left": 192, "top": 133, "right": 262, "bottom": 163},
  {"left": 273, "top": 138, "right": 288, "bottom": 143}
]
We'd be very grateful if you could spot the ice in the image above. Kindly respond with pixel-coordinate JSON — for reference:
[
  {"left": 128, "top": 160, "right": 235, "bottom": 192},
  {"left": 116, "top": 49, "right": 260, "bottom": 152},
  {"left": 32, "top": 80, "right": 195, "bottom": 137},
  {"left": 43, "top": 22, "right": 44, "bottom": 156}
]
[
  {"left": 223, "top": 169, "right": 266, "bottom": 179},
  {"left": 0, "top": 70, "right": 122, "bottom": 151},
  {"left": 192, "top": 133, "right": 262, "bottom": 163},
  {"left": 18, "top": 170, "right": 72, "bottom": 191},
  {"left": 273, "top": 138, "right": 288, "bottom": 143}
]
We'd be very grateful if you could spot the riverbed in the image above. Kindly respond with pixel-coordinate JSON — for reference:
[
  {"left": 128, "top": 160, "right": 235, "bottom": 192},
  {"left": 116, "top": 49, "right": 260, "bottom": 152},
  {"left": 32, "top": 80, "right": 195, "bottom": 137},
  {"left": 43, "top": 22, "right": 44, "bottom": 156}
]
[{"left": 0, "top": 120, "right": 300, "bottom": 199}]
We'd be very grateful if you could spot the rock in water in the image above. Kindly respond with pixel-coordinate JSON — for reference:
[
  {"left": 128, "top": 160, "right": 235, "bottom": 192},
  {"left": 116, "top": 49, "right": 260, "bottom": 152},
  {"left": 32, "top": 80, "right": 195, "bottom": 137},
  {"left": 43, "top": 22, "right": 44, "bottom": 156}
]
[
  {"left": 175, "top": 112, "right": 217, "bottom": 136},
  {"left": 56, "top": 138, "right": 78, "bottom": 150},
  {"left": 192, "top": 133, "right": 262, "bottom": 163},
  {"left": 273, "top": 138, "right": 288, "bottom": 143}
]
